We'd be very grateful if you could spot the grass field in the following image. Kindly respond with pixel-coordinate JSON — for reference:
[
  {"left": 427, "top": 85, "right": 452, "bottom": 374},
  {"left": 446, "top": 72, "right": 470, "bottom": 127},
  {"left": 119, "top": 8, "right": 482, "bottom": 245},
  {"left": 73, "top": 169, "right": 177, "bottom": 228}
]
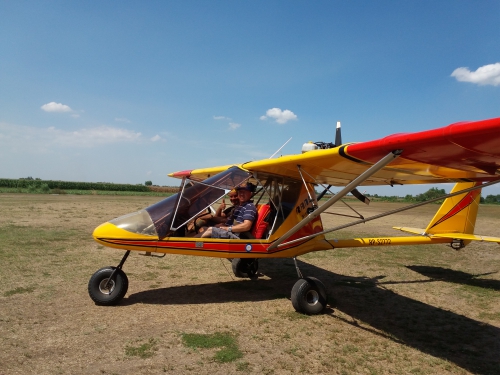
[{"left": 0, "top": 193, "right": 499, "bottom": 374}]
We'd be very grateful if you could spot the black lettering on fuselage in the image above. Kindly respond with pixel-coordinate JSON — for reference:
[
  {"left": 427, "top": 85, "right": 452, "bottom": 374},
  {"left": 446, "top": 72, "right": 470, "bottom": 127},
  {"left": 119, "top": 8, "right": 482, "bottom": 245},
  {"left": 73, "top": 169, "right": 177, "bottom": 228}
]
[
  {"left": 368, "top": 238, "right": 392, "bottom": 245},
  {"left": 296, "top": 198, "right": 311, "bottom": 214}
]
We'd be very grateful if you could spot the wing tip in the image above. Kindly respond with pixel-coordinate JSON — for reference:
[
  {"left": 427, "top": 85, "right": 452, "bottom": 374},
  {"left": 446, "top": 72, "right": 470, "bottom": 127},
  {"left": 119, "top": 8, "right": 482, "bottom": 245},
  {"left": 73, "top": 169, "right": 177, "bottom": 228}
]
[{"left": 168, "top": 169, "right": 192, "bottom": 178}]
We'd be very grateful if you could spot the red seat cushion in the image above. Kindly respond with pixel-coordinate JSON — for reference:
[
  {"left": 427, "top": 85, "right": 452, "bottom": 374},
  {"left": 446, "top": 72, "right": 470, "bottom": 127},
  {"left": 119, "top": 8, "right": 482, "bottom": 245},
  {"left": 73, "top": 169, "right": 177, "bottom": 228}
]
[{"left": 251, "top": 204, "right": 271, "bottom": 239}]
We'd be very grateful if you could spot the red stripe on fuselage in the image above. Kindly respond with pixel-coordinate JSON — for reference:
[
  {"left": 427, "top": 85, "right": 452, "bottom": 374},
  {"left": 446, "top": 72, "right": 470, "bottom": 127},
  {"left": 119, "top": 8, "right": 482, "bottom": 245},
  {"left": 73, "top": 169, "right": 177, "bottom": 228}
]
[{"left": 97, "top": 237, "right": 311, "bottom": 255}]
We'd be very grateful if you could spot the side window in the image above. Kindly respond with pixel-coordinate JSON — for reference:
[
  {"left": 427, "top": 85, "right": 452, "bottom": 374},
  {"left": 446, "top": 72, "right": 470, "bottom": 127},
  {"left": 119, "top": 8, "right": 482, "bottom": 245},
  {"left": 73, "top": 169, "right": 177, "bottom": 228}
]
[
  {"left": 280, "top": 180, "right": 301, "bottom": 220},
  {"left": 254, "top": 177, "right": 301, "bottom": 236}
]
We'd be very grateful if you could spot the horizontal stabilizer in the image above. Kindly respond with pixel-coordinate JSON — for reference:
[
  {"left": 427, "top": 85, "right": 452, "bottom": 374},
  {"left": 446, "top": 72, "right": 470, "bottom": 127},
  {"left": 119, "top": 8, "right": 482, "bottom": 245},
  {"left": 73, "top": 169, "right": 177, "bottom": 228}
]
[
  {"left": 394, "top": 227, "right": 500, "bottom": 244},
  {"left": 430, "top": 233, "right": 500, "bottom": 243},
  {"left": 393, "top": 227, "right": 426, "bottom": 235}
]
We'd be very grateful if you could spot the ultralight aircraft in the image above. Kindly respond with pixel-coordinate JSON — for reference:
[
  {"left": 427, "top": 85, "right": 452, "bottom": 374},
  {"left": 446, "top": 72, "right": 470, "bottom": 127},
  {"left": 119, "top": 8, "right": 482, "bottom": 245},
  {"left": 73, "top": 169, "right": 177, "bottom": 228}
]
[{"left": 89, "top": 116, "right": 500, "bottom": 314}]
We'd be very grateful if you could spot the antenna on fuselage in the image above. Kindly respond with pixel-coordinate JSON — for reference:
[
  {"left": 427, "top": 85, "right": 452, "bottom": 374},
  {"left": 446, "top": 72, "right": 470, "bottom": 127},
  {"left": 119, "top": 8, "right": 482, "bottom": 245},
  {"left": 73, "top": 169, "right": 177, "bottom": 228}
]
[{"left": 269, "top": 137, "right": 292, "bottom": 159}]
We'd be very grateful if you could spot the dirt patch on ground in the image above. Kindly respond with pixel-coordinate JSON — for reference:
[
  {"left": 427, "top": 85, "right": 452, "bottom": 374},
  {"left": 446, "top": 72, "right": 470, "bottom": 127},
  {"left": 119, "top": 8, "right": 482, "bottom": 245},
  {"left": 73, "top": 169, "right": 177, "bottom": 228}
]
[{"left": 1, "top": 194, "right": 499, "bottom": 374}]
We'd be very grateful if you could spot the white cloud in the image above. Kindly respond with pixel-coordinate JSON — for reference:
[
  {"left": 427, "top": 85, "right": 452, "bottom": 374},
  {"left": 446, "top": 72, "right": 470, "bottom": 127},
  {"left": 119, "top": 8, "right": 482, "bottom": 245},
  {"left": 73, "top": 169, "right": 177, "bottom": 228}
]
[
  {"left": 451, "top": 63, "right": 500, "bottom": 86},
  {"left": 49, "top": 125, "right": 141, "bottom": 147},
  {"left": 151, "top": 134, "right": 162, "bottom": 142},
  {"left": 0, "top": 122, "right": 142, "bottom": 150},
  {"left": 214, "top": 115, "right": 232, "bottom": 121},
  {"left": 228, "top": 122, "right": 241, "bottom": 130},
  {"left": 260, "top": 108, "right": 298, "bottom": 124},
  {"left": 41, "top": 102, "right": 73, "bottom": 113}
]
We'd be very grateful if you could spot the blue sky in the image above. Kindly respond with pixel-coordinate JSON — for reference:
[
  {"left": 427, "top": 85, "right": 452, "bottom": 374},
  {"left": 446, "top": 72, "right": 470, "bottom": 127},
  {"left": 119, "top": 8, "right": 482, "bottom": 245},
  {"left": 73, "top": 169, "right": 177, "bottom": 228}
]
[{"left": 1, "top": 1, "right": 499, "bottom": 196}]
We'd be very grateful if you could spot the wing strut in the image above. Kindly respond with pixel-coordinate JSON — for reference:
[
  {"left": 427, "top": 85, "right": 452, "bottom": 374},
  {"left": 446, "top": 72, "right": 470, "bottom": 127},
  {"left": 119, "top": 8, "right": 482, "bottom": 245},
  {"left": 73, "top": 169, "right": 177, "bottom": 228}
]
[
  {"left": 297, "top": 165, "right": 318, "bottom": 211},
  {"left": 268, "top": 149, "right": 403, "bottom": 250}
]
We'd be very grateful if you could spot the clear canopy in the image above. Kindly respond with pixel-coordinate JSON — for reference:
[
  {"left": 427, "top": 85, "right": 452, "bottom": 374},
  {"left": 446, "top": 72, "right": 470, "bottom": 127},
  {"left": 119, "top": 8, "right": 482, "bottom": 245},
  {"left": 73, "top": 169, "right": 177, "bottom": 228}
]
[{"left": 110, "top": 167, "right": 252, "bottom": 238}]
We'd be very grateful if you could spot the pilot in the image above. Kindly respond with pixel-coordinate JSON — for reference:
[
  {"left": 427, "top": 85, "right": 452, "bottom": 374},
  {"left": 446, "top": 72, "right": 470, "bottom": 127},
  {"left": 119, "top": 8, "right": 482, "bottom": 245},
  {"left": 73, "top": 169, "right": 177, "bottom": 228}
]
[
  {"left": 200, "top": 182, "right": 257, "bottom": 239},
  {"left": 195, "top": 189, "right": 240, "bottom": 233}
]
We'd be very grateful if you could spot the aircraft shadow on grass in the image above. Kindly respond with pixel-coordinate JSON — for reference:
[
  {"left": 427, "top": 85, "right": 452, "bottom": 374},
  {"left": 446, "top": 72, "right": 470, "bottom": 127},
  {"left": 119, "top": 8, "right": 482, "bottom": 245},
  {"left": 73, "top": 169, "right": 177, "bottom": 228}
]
[
  {"left": 126, "top": 259, "right": 500, "bottom": 375},
  {"left": 406, "top": 265, "right": 500, "bottom": 291}
]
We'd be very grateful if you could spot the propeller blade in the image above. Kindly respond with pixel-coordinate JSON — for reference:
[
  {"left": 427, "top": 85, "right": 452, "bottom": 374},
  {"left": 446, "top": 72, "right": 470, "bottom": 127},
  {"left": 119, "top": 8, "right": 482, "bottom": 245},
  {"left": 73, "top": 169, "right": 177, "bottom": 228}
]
[
  {"left": 317, "top": 185, "right": 332, "bottom": 201},
  {"left": 350, "top": 188, "right": 370, "bottom": 205},
  {"left": 335, "top": 121, "right": 342, "bottom": 147}
]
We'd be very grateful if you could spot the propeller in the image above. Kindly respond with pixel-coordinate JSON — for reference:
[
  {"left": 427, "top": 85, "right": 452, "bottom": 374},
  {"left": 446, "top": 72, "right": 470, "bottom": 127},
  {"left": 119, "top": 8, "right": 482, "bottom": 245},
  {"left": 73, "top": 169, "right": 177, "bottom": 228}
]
[
  {"left": 311, "top": 121, "right": 371, "bottom": 205},
  {"left": 335, "top": 121, "right": 342, "bottom": 147},
  {"left": 350, "top": 188, "right": 371, "bottom": 205},
  {"left": 335, "top": 121, "right": 370, "bottom": 205},
  {"left": 316, "top": 185, "right": 332, "bottom": 201},
  {"left": 317, "top": 185, "right": 370, "bottom": 206}
]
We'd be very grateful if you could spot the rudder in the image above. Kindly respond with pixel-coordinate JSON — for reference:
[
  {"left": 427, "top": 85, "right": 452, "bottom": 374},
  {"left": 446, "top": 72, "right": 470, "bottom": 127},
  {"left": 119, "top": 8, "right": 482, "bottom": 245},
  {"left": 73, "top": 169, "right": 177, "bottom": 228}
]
[{"left": 425, "top": 182, "right": 482, "bottom": 235}]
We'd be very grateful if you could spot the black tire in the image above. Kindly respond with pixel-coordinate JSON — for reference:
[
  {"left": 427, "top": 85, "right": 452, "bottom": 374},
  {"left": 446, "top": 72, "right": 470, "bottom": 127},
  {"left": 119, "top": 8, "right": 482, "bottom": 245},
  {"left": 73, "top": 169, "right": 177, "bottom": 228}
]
[
  {"left": 231, "top": 258, "right": 259, "bottom": 278},
  {"left": 291, "top": 277, "right": 327, "bottom": 315},
  {"left": 88, "top": 267, "right": 128, "bottom": 305}
]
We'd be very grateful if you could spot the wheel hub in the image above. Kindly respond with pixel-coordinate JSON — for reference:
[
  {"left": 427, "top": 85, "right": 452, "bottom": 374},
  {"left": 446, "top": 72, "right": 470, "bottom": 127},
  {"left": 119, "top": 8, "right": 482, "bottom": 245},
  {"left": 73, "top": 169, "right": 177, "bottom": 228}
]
[
  {"left": 98, "top": 278, "right": 115, "bottom": 295},
  {"left": 305, "top": 289, "right": 319, "bottom": 305}
]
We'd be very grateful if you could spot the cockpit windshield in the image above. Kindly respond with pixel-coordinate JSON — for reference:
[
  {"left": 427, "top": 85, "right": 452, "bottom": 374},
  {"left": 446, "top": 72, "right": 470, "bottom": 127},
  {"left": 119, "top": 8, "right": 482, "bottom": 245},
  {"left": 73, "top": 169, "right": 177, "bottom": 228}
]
[
  {"left": 108, "top": 166, "right": 302, "bottom": 240},
  {"left": 109, "top": 209, "right": 157, "bottom": 236},
  {"left": 145, "top": 166, "right": 251, "bottom": 238}
]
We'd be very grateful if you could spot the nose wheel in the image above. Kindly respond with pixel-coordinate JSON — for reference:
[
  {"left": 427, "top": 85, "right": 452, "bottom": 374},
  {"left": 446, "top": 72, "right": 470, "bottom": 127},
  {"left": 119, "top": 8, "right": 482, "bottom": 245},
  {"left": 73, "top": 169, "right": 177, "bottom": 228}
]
[
  {"left": 88, "top": 267, "right": 129, "bottom": 305},
  {"left": 88, "top": 250, "right": 130, "bottom": 305}
]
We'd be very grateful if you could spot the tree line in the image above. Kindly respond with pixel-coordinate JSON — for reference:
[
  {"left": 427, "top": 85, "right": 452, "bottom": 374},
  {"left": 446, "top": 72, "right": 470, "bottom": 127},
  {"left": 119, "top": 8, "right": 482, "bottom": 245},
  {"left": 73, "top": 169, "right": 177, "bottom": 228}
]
[
  {"left": 368, "top": 187, "right": 500, "bottom": 204},
  {"left": 0, "top": 177, "right": 150, "bottom": 192}
]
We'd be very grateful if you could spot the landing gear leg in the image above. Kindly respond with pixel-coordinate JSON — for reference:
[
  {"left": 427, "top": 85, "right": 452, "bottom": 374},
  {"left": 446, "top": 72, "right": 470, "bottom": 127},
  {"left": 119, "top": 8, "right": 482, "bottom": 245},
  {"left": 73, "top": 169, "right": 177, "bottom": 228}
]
[
  {"left": 290, "top": 257, "right": 328, "bottom": 315},
  {"left": 88, "top": 251, "right": 130, "bottom": 305},
  {"left": 293, "top": 257, "right": 303, "bottom": 278}
]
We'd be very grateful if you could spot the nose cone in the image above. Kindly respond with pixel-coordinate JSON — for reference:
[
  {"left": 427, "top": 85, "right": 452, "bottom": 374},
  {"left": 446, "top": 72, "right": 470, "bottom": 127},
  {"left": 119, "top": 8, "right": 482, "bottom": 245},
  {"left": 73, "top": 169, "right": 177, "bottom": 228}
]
[
  {"left": 92, "top": 222, "right": 120, "bottom": 242},
  {"left": 92, "top": 221, "right": 158, "bottom": 251}
]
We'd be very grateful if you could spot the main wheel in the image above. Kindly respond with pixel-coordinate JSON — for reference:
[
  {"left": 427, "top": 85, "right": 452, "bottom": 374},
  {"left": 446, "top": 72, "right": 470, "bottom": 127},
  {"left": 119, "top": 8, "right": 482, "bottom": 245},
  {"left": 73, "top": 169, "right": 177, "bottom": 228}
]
[
  {"left": 231, "top": 258, "right": 259, "bottom": 278},
  {"left": 291, "top": 277, "right": 327, "bottom": 315},
  {"left": 88, "top": 267, "right": 129, "bottom": 305}
]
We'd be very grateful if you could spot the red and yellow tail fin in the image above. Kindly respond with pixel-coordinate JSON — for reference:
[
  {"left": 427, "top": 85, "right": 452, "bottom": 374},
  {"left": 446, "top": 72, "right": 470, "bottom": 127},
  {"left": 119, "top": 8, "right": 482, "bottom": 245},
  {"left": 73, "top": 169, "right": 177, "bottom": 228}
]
[
  {"left": 394, "top": 182, "right": 500, "bottom": 245},
  {"left": 425, "top": 182, "right": 481, "bottom": 235}
]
